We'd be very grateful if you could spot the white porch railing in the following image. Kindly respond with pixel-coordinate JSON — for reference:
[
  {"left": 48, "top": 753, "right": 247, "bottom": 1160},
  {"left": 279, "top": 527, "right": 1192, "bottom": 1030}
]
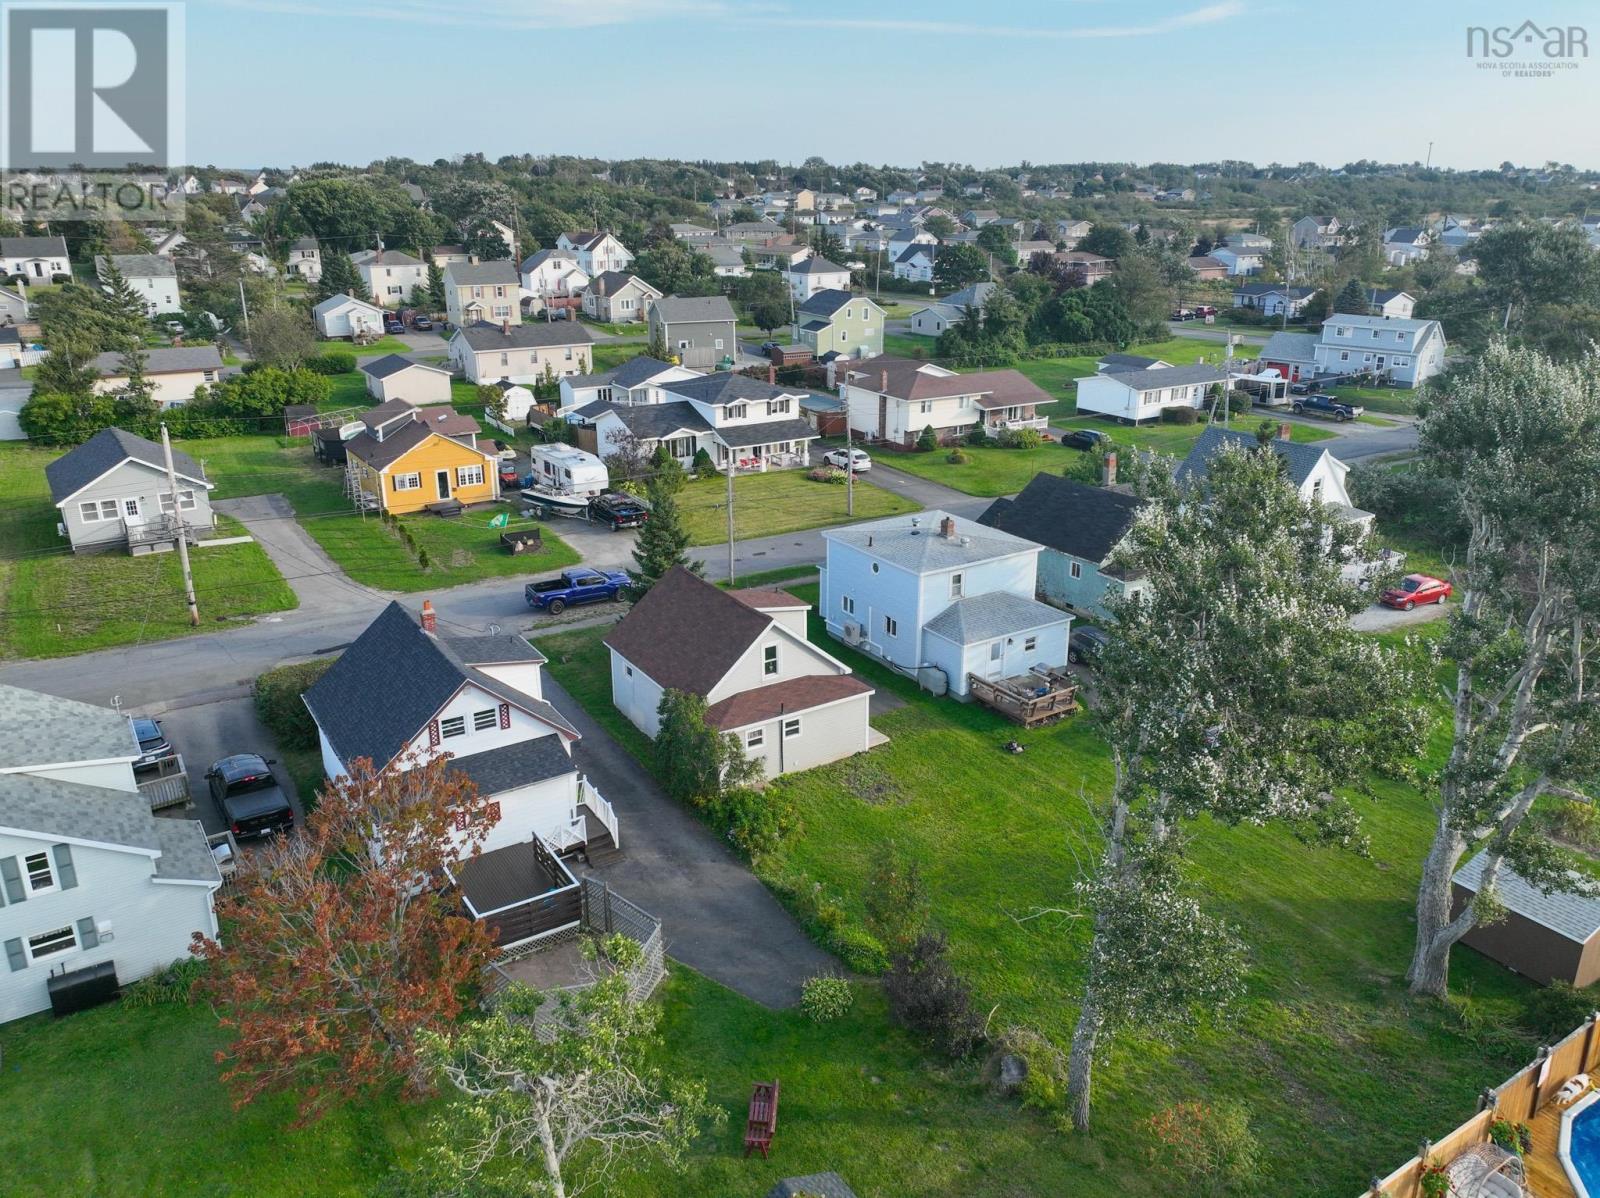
[
  {"left": 989, "top": 416, "right": 1050, "bottom": 432},
  {"left": 578, "top": 775, "right": 619, "bottom": 850}
]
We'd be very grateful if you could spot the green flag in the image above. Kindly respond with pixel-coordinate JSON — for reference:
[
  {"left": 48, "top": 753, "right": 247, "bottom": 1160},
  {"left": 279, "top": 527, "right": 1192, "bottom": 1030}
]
[{"left": 488, "top": 511, "right": 509, "bottom": 528}]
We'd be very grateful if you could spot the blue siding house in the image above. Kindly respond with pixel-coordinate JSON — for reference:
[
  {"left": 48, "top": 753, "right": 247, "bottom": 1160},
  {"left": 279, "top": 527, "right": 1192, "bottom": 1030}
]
[{"left": 977, "top": 473, "right": 1146, "bottom": 621}]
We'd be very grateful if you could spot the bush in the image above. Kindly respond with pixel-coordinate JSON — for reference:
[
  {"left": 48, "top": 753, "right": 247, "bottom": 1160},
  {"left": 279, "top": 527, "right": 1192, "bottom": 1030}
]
[
  {"left": 829, "top": 925, "right": 889, "bottom": 974},
  {"left": 864, "top": 851, "right": 930, "bottom": 957},
  {"left": 121, "top": 958, "right": 206, "bottom": 1008},
  {"left": 884, "top": 932, "right": 983, "bottom": 1058},
  {"left": 1521, "top": 980, "right": 1600, "bottom": 1039},
  {"left": 946, "top": 447, "right": 968, "bottom": 464},
  {"left": 993, "top": 1025, "right": 1069, "bottom": 1112},
  {"left": 253, "top": 659, "right": 335, "bottom": 750},
  {"left": 806, "top": 466, "right": 846, "bottom": 484},
  {"left": 1143, "top": 1101, "right": 1262, "bottom": 1197},
  {"left": 1159, "top": 405, "right": 1198, "bottom": 425},
  {"left": 692, "top": 447, "right": 716, "bottom": 478},
  {"left": 1006, "top": 427, "right": 1043, "bottom": 450},
  {"left": 700, "top": 787, "right": 797, "bottom": 858},
  {"left": 799, "top": 974, "right": 853, "bottom": 1023},
  {"left": 306, "top": 350, "right": 356, "bottom": 375},
  {"left": 1347, "top": 463, "right": 1468, "bottom": 544},
  {"left": 1541, "top": 798, "right": 1600, "bottom": 851},
  {"left": 966, "top": 424, "right": 989, "bottom": 446},
  {"left": 916, "top": 424, "right": 938, "bottom": 452}
]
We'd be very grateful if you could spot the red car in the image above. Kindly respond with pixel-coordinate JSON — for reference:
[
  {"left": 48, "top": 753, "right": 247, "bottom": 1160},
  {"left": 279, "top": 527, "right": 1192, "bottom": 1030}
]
[{"left": 1381, "top": 573, "right": 1452, "bottom": 611}]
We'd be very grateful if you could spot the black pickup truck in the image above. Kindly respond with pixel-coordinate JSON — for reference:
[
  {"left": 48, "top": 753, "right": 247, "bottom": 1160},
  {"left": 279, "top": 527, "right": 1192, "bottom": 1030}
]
[{"left": 1291, "top": 394, "right": 1363, "bottom": 422}]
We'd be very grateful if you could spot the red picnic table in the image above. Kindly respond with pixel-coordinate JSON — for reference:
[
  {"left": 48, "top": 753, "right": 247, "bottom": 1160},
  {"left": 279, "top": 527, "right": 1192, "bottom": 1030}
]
[{"left": 743, "top": 1079, "right": 780, "bottom": 1158}]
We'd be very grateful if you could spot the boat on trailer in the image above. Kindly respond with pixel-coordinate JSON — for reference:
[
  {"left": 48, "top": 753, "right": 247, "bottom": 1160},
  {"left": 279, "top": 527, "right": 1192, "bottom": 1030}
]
[{"left": 520, "top": 443, "right": 609, "bottom": 516}]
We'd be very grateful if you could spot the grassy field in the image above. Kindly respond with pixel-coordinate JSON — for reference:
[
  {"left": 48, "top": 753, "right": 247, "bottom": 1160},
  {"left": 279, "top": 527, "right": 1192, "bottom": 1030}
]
[
  {"left": 0, "top": 445, "right": 297, "bottom": 659},
  {"left": 870, "top": 416, "right": 1334, "bottom": 498},
  {"left": 590, "top": 342, "right": 643, "bottom": 374},
  {"left": 533, "top": 590, "right": 1536, "bottom": 1198},
  {"left": 675, "top": 468, "right": 917, "bottom": 547},
  {"left": 1325, "top": 383, "right": 1421, "bottom": 417},
  {"left": 883, "top": 332, "right": 933, "bottom": 359}
]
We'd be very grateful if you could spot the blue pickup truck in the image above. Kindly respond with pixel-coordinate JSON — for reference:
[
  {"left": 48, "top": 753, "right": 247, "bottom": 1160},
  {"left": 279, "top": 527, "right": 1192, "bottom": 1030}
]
[
  {"left": 524, "top": 567, "right": 629, "bottom": 614},
  {"left": 1291, "top": 394, "right": 1363, "bottom": 422}
]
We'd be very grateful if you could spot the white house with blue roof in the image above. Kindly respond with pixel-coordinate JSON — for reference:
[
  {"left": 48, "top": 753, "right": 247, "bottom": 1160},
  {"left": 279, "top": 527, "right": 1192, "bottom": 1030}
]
[{"left": 820, "top": 510, "right": 1070, "bottom": 698}]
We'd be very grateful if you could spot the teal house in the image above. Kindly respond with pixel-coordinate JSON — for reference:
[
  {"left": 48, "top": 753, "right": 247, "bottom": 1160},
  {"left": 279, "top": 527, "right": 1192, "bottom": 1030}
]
[{"left": 976, "top": 472, "right": 1146, "bottom": 621}]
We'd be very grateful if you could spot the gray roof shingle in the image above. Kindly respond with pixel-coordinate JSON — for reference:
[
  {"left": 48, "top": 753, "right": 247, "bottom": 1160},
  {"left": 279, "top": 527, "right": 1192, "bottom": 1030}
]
[
  {"left": 824, "top": 510, "right": 1042, "bottom": 573},
  {"left": 360, "top": 353, "right": 447, "bottom": 381},
  {"left": 977, "top": 474, "right": 1142, "bottom": 567},
  {"left": 1096, "top": 363, "right": 1230, "bottom": 391},
  {"left": 455, "top": 320, "right": 597, "bottom": 351},
  {"left": 1175, "top": 425, "right": 1332, "bottom": 489},
  {"left": 96, "top": 253, "right": 176, "bottom": 279},
  {"left": 444, "top": 260, "right": 520, "bottom": 287},
  {"left": 765, "top": 1173, "right": 859, "bottom": 1198},
  {"left": 448, "top": 735, "right": 575, "bottom": 797},
  {"left": 1455, "top": 851, "right": 1600, "bottom": 944},
  {"left": 650, "top": 295, "right": 736, "bottom": 325},
  {"left": 924, "top": 592, "right": 1069, "bottom": 645},
  {"left": 0, "top": 684, "right": 139, "bottom": 769},
  {"left": 45, "top": 427, "right": 209, "bottom": 505},
  {"left": 88, "top": 346, "right": 223, "bottom": 377},
  {"left": 1259, "top": 331, "right": 1320, "bottom": 362},
  {"left": 0, "top": 235, "right": 67, "bottom": 258}
]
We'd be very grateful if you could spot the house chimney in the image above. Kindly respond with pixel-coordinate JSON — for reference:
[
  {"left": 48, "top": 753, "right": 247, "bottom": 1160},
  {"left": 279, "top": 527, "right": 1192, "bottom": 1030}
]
[
  {"left": 595, "top": 276, "right": 606, "bottom": 296},
  {"left": 1102, "top": 451, "right": 1118, "bottom": 487},
  {"left": 940, "top": 516, "right": 956, "bottom": 539},
  {"left": 767, "top": 364, "right": 776, "bottom": 385},
  {"left": 501, "top": 318, "right": 511, "bottom": 336},
  {"left": 420, "top": 600, "right": 437, "bottom": 634},
  {"left": 469, "top": 254, "right": 479, "bottom": 266},
  {"left": 880, "top": 369, "right": 888, "bottom": 392},
  {"left": 1278, "top": 422, "right": 1291, "bottom": 441}
]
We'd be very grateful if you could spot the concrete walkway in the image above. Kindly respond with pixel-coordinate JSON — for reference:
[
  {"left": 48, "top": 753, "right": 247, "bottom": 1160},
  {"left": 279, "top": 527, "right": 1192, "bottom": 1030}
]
[{"left": 545, "top": 675, "right": 836, "bottom": 1008}]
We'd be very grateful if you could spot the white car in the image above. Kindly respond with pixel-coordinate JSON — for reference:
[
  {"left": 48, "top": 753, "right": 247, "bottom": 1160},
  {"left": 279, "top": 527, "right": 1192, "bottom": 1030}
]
[{"left": 823, "top": 447, "right": 871, "bottom": 472}]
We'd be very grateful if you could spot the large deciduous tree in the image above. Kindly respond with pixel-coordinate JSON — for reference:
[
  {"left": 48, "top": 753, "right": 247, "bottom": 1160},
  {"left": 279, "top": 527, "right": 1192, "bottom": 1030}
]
[
  {"left": 1406, "top": 341, "right": 1600, "bottom": 998},
  {"left": 738, "top": 270, "right": 791, "bottom": 335},
  {"left": 248, "top": 305, "right": 317, "bottom": 370},
  {"left": 192, "top": 755, "right": 499, "bottom": 1119},
  {"left": 932, "top": 243, "right": 990, "bottom": 292},
  {"left": 1063, "top": 443, "right": 1426, "bottom": 1129}
]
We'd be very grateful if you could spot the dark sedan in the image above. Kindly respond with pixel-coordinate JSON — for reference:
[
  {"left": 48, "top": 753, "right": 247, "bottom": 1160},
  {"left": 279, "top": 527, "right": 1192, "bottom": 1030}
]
[{"left": 1062, "top": 428, "right": 1109, "bottom": 451}]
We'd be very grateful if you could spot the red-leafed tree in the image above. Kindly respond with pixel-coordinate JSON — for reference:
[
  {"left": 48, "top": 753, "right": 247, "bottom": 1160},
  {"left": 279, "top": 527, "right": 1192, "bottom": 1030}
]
[{"left": 192, "top": 754, "right": 499, "bottom": 1119}]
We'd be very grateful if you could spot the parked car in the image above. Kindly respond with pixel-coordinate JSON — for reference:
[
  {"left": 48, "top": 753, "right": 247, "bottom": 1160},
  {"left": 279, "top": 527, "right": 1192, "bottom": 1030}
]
[
  {"left": 1062, "top": 428, "right": 1109, "bottom": 451},
  {"left": 759, "top": 340, "right": 781, "bottom": 355},
  {"left": 822, "top": 447, "right": 872, "bottom": 472},
  {"left": 131, "top": 716, "right": 174, "bottom": 773},
  {"left": 498, "top": 463, "right": 522, "bottom": 487},
  {"left": 1292, "top": 394, "right": 1362, "bottom": 422},
  {"left": 1380, "top": 573, "right": 1452, "bottom": 611},
  {"left": 384, "top": 315, "right": 405, "bottom": 334},
  {"left": 412, "top": 315, "right": 433, "bottom": 330},
  {"left": 1170, "top": 308, "right": 1196, "bottom": 321},
  {"left": 525, "top": 567, "right": 630, "bottom": 614},
  {"left": 589, "top": 492, "right": 650, "bottom": 530},
  {"left": 1068, "top": 625, "right": 1111, "bottom": 666},
  {"left": 1194, "top": 305, "right": 1218, "bottom": 317},
  {"left": 206, "top": 754, "right": 294, "bottom": 839}
]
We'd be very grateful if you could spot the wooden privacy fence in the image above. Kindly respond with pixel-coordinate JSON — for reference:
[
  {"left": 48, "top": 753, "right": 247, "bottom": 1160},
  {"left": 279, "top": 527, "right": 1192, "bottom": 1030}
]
[{"left": 1357, "top": 1011, "right": 1600, "bottom": 1197}]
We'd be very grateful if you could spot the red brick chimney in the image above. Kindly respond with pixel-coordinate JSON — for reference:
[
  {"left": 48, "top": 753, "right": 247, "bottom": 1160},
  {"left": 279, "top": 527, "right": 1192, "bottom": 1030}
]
[
  {"left": 767, "top": 364, "right": 776, "bottom": 384},
  {"left": 501, "top": 318, "right": 511, "bottom": 336},
  {"left": 1102, "top": 451, "right": 1118, "bottom": 487},
  {"left": 940, "top": 516, "right": 956, "bottom": 539},
  {"left": 1278, "top": 422, "right": 1291, "bottom": 441},
  {"left": 420, "top": 600, "right": 437, "bottom": 633}
]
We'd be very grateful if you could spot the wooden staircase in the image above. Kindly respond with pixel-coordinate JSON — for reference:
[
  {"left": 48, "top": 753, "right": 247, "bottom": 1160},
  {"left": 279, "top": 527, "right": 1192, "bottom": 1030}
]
[{"left": 558, "top": 804, "right": 622, "bottom": 869}]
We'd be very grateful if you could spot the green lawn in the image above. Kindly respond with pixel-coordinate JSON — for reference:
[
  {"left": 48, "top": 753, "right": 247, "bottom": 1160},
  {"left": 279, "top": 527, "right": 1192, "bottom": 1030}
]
[
  {"left": 182, "top": 435, "right": 581, "bottom": 593},
  {"left": 1325, "top": 383, "right": 1420, "bottom": 417},
  {"left": 344, "top": 335, "right": 414, "bottom": 357},
  {"left": 534, "top": 591, "right": 1536, "bottom": 1198},
  {"left": 675, "top": 469, "right": 918, "bottom": 548},
  {"left": 590, "top": 342, "right": 642, "bottom": 374},
  {"left": 883, "top": 332, "right": 934, "bottom": 359},
  {"left": 872, "top": 416, "right": 1334, "bottom": 498},
  {"left": 578, "top": 318, "right": 648, "bottom": 337},
  {"left": 0, "top": 445, "right": 297, "bottom": 659}
]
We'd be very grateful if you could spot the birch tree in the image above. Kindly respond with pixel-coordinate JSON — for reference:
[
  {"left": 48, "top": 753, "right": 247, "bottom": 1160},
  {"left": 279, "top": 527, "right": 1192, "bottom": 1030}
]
[
  {"left": 1406, "top": 341, "right": 1600, "bottom": 998},
  {"left": 410, "top": 938, "right": 721, "bottom": 1198},
  {"left": 1065, "top": 444, "right": 1426, "bottom": 1130}
]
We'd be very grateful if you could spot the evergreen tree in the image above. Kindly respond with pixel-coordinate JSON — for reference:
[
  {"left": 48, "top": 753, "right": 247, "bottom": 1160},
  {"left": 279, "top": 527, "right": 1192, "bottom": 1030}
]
[
  {"left": 98, "top": 259, "right": 151, "bottom": 340},
  {"left": 627, "top": 476, "right": 701, "bottom": 599},
  {"left": 315, "top": 251, "right": 367, "bottom": 303},
  {"left": 425, "top": 262, "right": 446, "bottom": 311},
  {"left": 1333, "top": 277, "right": 1370, "bottom": 316}
]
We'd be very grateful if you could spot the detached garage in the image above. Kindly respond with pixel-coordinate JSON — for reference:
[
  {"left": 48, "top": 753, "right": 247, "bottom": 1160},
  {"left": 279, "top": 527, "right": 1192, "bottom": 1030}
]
[
  {"left": 361, "top": 354, "right": 453, "bottom": 405},
  {"left": 1452, "top": 852, "right": 1600, "bottom": 987}
]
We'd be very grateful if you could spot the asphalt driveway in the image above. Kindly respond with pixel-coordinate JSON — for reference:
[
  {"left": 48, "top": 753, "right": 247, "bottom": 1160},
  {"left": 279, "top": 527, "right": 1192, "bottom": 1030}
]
[{"left": 543, "top": 675, "right": 835, "bottom": 1009}]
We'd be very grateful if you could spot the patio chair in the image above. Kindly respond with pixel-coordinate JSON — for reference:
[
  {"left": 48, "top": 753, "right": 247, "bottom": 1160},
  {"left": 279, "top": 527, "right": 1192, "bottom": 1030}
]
[{"left": 1443, "top": 1143, "right": 1527, "bottom": 1198}]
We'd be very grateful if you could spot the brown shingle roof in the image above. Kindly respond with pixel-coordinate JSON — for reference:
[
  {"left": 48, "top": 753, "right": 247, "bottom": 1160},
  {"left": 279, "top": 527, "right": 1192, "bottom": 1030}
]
[
  {"left": 729, "top": 587, "right": 810, "bottom": 611},
  {"left": 603, "top": 567, "right": 771, "bottom": 696},
  {"left": 704, "top": 674, "right": 871, "bottom": 730},
  {"left": 842, "top": 359, "right": 1051, "bottom": 408}
]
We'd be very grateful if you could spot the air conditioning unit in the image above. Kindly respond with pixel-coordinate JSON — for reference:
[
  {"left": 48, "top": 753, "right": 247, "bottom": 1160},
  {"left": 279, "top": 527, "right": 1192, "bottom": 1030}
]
[{"left": 842, "top": 621, "right": 862, "bottom": 644}]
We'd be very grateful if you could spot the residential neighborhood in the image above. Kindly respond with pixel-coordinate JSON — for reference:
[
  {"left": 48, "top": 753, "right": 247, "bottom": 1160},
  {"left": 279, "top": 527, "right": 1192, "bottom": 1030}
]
[{"left": 7, "top": 15, "right": 1600, "bottom": 1198}]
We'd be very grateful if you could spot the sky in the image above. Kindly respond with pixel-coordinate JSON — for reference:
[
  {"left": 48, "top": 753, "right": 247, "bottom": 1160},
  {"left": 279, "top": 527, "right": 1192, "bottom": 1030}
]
[{"left": 184, "top": 0, "right": 1600, "bottom": 171}]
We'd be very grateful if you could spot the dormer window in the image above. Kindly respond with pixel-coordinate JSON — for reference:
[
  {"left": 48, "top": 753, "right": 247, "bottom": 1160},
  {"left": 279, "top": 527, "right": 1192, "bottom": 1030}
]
[{"left": 727, "top": 403, "right": 747, "bottom": 419}]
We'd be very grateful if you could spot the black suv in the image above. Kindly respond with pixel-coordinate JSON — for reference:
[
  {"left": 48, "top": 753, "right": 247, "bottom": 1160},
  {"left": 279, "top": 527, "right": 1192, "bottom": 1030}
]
[
  {"left": 206, "top": 754, "right": 294, "bottom": 838},
  {"left": 1068, "top": 625, "right": 1111, "bottom": 666},
  {"left": 1062, "top": 428, "right": 1109, "bottom": 451},
  {"left": 589, "top": 491, "right": 650, "bottom": 531}
]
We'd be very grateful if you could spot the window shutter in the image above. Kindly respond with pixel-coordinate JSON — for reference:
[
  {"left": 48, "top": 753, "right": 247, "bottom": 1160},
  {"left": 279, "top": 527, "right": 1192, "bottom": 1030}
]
[
  {"left": 76, "top": 917, "right": 98, "bottom": 949},
  {"left": 4, "top": 937, "right": 25, "bottom": 971},
  {"left": 499, "top": 703, "right": 510, "bottom": 730},
  {"left": 0, "top": 856, "right": 24, "bottom": 904},
  {"left": 428, "top": 719, "right": 440, "bottom": 748},
  {"left": 53, "top": 844, "right": 78, "bottom": 890}
]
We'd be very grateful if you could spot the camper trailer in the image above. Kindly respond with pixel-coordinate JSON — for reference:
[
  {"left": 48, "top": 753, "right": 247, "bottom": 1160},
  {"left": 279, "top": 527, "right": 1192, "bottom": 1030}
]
[{"left": 521, "top": 443, "right": 609, "bottom": 515}]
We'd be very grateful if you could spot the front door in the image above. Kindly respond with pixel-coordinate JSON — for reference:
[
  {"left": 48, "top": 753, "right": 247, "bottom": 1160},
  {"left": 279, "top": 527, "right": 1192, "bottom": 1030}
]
[
  {"left": 30, "top": 261, "right": 42, "bottom": 278},
  {"left": 986, "top": 640, "right": 1005, "bottom": 680},
  {"left": 436, "top": 470, "right": 451, "bottom": 499}
]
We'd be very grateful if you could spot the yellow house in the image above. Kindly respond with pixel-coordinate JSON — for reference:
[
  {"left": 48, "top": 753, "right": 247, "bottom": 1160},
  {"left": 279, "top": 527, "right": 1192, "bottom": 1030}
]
[{"left": 344, "top": 403, "right": 499, "bottom": 515}]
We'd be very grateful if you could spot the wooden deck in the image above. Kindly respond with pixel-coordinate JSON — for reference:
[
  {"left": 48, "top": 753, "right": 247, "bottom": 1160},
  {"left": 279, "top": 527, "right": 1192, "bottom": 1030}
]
[{"left": 1527, "top": 1099, "right": 1579, "bottom": 1198}]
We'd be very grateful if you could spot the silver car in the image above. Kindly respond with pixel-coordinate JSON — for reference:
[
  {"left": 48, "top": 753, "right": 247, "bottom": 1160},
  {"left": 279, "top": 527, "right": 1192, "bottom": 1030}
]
[{"left": 822, "top": 447, "right": 872, "bottom": 472}]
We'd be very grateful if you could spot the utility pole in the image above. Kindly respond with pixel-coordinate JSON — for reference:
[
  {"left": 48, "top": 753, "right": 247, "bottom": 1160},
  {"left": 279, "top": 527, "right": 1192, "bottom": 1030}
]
[
  {"left": 237, "top": 278, "right": 251, "bottom": 342},
  {"left": 725, "top": 453, "right": 736, "bottom": 584},
  {"left": 161, "top": 423, "right": 200, "bottom": 626},
  {"left": 844, "top": 404, "right": 855, "bottom": 517},
  {"left": 1503, "top": 302, "right": 1513, "bottom": 331}
]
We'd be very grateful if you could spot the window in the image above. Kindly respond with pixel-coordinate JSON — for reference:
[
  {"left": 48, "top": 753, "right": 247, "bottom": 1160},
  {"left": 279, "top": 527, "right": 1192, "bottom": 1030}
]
[
  {"left": 565, "top": 347, "right": 573, "bottom": 361},
  {"left": 202, "top": 369, "right": 217, "bottom": 382},
  {"left": 950, "top": 572, "right": 964, "bottom": 599},
  {"left": 457, "top": 464, "right": 485, "bottom": 487},
  {"left": 840, "top": 594, "right": 855, "bottom": 615},
  {"left": 884, "top": 614, "right": 898, "bottom": 637},
  {"left": 746, "top": 728, "right": 765, "bottom": 748},
  {"left": 79, "top": 499, "right": 118, "bottom": 522},
  {"left": 159, "top": 489, "right": 197, "bottom": 513},
  {"left": 727, "top": 403, "right": 747, "bottom": 420},
  {"left": 1311, "top": 479, "right": 1324, "bottom": 503},
  {"left": 768, "top": 398, "right": 790, "bottom": 416},
  {"left": 714, "top": 338, "right": 724, "bottom": 350},
  {"left": 492, "top": 305, "right": 510, "bottom": 320},
  {"left": 763, "top": 645, "right": 779, "bottom": 676},
  {"left": 24, "top": 852, "right": 54, "bottom": 893},
  {"left": 1069, "top": 561, "right": 1082, "bottom": 579},
  {"left": 500, "top": 352, "right": 509, "bottom": 366},
  {"left": 783, "top": 717, "right": 801, "bottom": 738},
  {"left": 122, "top": 497, "right": 141, "bottom": 518},
  {"left": 387, "top": 285, "right": 402, "bottom": 296},
  {"left": 678, "top": 339, "right": 689, "bottom": 350},
  {"left": 394, "top": 472, "right": 421, "bottom": 491},
  {"left": 624, "top": 665, "right": 633, "bottom": 676},
  {"left": 440, "top": 716, "right": 466, "bottom": 738},
  {"left": 472, "top": 709, "right": 498, "bottom": 732},
  {"left": 990, "top": 641, "right": 1004, "bottom": 662},
  {"left": 1339, "top": 351, "right": 1350, "bottom": 362},
  {"left": 27, "top": 926, "right": 75, "bottom": 961},
  {"left": 472, "top": 286, "right": 483, "bottom": 299},
  {"left": 918, "top": 400, "right": 932, "bottom": 415},
  {"left": 1024, "top": 636, "right": 1037, "bottom": 652}
]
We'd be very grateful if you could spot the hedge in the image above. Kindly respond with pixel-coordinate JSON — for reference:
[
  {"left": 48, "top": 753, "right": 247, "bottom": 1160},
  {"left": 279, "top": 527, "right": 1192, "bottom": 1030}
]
[{"left": 252, "top": 658, "right": 335, "bottom": 751}]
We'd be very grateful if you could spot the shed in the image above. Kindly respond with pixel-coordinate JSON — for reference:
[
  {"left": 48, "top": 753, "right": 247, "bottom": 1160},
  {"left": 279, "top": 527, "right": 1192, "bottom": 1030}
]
[
  {"left": 1452, "top": 852, "right": 1600, "bottom": 987},
  {"left": 360, "top": 353, "right": 454, "bottom": 405}
]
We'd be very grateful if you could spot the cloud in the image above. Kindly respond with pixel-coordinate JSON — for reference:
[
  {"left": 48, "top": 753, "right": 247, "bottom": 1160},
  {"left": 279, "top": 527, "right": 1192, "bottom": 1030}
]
[
  {"left": 755, "top": 2, "right": 1246, "bottom": 39},
  {"left": 208, "top": 0, "right": 759, "bottom": 29}
]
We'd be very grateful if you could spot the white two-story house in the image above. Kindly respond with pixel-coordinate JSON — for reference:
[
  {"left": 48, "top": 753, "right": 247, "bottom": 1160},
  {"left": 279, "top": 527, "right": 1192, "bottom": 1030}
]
[
  {"left": 449, "top": 320, "right": 597, "bottom": 385},
  {"left": 820, "top": 510, "right": 1070, "bottom": 699},
  {"left": 1313, "top": 313, "right": 1446, "bottom": 388},
  {"left": 352, "top": 249, "right": 428, "bottom": 306},
  {"left": 570, "top": 370, "right": 817, "bottom": 472},
  {"left": 96, "top": 254, "right": 182, "bottom": 315},
  {"left": 555, "top": 231, "right": 634, "bottom": 277},
  {"left": 287, "top": 237, "right": 322, "bottom": 283},
  {"left": 0, "top": 684, "right": 220, "bottom": 1024},
  {"left": 780, "top": 256, "right": 852, "bottom": 301},
  {"left": 604, "top": 567, "right": 875, "bottom": 778},
  {"left": 519, "top": 249, "right": 589, "bottom": 310},
  {"left": 839, "top": 359, "right": 1051, "bottom": 447},
  {"left": 558, "top": 355, "right": 698, "bottom": 416}
]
